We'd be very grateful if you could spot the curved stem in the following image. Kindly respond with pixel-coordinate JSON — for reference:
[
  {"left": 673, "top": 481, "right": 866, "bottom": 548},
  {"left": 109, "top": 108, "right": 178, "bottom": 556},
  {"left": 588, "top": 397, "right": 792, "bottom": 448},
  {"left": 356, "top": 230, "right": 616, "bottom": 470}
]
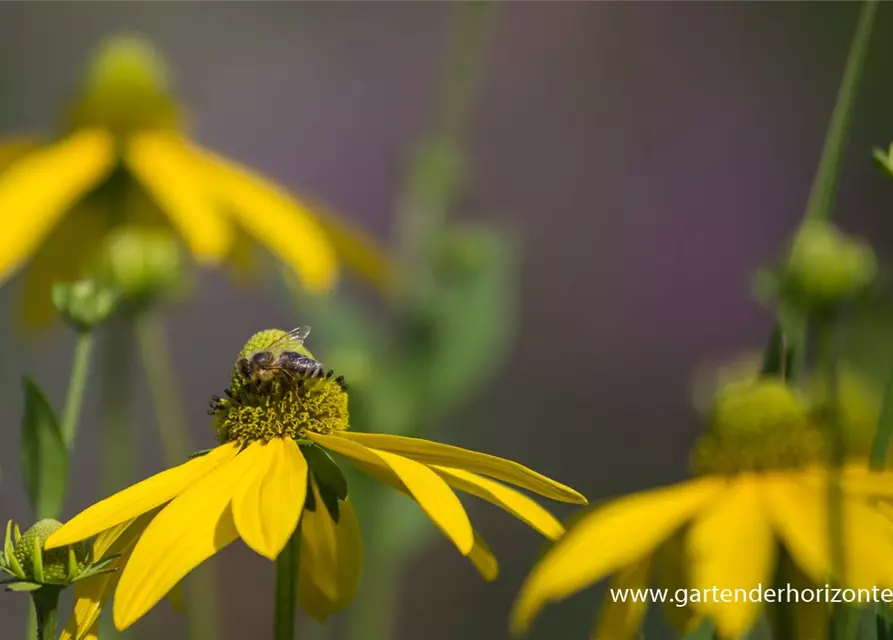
[
  {"left": 274, "top": 524, "right": 301, "bottom": 640},
  {"left": 802, "top": 0, "right": 878, "bottom": 226},
  {"left": 61, "top": 332, "right": 94, "bottom": 448}
]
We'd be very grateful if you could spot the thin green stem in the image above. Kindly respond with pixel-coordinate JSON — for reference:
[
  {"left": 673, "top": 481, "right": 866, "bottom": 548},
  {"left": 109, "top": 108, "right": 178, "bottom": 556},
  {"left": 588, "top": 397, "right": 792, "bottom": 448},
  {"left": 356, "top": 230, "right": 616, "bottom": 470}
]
[
  {"left": 870, "top": 358, "right": 893, "bottom": 469},
  {"left": 817, "top": 318, "right": 845, "bottom": 584},
  {"left": 61, "top": 332, "right": 94, "bottom": 449},
  {"left": 802, "top": 0, "right": 877, "bottom": 225},
  {"left": 133, "top": 312, "right": 191, "bottom": 463},
  {"left": 32, "top": 587, "right": 61, "bottom": 640},
  {"left": 133, "top": 311, "right": 221, "bottom": 640},
  {"left": 397, "top": 1, "right": 497, "bottom": 285},
  {"left": 101, "top": 318, "right": 136, "bottom": 496},
  {"left": 433, "top": 0, "right": 497, "bottom": 141},
  {"left": 273, "top": 524, "right": 301, "bottom": 640}
]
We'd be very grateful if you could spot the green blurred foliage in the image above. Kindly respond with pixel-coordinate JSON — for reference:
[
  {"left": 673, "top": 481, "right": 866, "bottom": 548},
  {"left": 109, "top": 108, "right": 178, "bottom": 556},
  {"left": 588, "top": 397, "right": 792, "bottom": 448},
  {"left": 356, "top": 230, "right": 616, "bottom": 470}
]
[{"left": 19, "top": 378, "right": 67, "bottom": 519}]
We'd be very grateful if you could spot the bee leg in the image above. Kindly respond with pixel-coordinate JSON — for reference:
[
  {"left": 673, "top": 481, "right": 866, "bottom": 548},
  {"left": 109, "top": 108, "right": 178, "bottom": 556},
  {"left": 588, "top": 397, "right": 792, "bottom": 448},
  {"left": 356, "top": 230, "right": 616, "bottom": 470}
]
[
  {"left": 325, "top": 369, "right": 334, "bottom": 379},
  {"left": 223, "top": 388, "right": 233, "bottom": 398}
]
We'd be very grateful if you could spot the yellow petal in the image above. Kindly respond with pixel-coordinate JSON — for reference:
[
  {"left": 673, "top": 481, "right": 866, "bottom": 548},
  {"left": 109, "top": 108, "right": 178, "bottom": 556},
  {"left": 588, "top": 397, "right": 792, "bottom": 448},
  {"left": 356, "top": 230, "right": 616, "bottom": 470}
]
[
  {"left": 433, "top": 465, "right": 564, "bottom": 540},
  {"left": 687, "top": 475, "right": 775, "bottom": 639},
  {"left": 839, "top": 464, "right": 893, "bottom": 497},
  {"left": 308, "top": 432, "right": 473, "bottom": 554},
  {"left": 308, "top": 199, "right": 394, "bottom": 293},
  {"left": 19, "top": 201, "right": 109, "bottom": 331},
  {"left": 47, "top": 443, "right": 239, "bottom": 549},
  {"left": 188, "top": 143, "right": 339, "bottom": 291},
  {"left": 231, "top": 439, "right": 308, "bottom": 560},
  {"left": 126, "top": 132, "right": 232, "bottom": 261},
  {"left": 511, "top": 477, "right": 726, "bottom": 635},
  {"left": 0, "top": 129, "right": 114, "bottom": 282},
  {"left": 341, "top": 432, "right": 587, "bottom": 505},
  {"left": 60, "top": 513, "right": 155, "bottom": 640},
  {"left": 594, "top": 557, "right": 651, "bottom": 640},
  {"left": 298, "top": 481, "right": 364, "bottom": 622},
  {"left": 765, "top": 474, "right": 893, "bottom": 590},
  {"left": 0, "top": 136, "right": 41, "bottom": 171},
  {"left": 468, "top": 530, "right": 499, "bottom": 581},
  {"left": 112, "top": 449, "right": 253, "bottom": 630}
]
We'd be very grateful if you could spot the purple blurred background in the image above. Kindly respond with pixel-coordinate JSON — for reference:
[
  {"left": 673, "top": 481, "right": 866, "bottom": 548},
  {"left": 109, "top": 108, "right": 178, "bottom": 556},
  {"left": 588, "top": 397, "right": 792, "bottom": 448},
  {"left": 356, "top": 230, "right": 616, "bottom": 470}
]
[{"left": 2, "top": 2, "right": 893, "bottom": 638}]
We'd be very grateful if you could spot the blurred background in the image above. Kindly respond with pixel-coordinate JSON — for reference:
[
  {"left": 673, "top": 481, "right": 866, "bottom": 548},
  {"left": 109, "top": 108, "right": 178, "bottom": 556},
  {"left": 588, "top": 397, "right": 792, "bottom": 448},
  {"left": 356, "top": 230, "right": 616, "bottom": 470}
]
[{"left": 2, "top": 2, "right": 893, "bottom": 639}]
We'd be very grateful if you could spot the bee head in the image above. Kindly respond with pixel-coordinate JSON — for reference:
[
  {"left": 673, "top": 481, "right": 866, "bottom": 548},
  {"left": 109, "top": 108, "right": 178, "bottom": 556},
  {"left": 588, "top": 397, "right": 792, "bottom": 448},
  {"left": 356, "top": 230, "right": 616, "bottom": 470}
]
[{"left": 252, "top": 351, "right": 274, "bottom": 366}]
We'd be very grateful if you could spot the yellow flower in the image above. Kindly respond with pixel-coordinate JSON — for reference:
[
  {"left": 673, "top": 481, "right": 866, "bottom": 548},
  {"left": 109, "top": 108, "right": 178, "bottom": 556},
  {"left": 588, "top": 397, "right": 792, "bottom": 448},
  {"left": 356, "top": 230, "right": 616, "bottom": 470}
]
[
  {"left": 511, "top": 378, "right": 893, "bottom": 640},
  {"left": 0, "top": 36, "right": 389, "bottom": 328},
  {"left": 46, "top": 329, "right": 586, "bottom": 632}
]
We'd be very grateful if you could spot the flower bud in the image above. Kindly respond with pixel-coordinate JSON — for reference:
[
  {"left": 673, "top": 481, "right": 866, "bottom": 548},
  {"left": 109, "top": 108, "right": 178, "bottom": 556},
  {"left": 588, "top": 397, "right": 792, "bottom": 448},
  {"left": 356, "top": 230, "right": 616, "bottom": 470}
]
[
  {"left": 52, "top": 279, "right": 119, "bottom": 332},
  {"left": 783, "top": 222, "right": 877, "bottom": 308},
  {"left": 67, "top": 35, "right": 180, "bottom": 134},
  {"left": 94, "top": 226, "right": 188, "bottom": 307},
  {"left": 710, "top": 378, "right": 808, "bottom": 440}
]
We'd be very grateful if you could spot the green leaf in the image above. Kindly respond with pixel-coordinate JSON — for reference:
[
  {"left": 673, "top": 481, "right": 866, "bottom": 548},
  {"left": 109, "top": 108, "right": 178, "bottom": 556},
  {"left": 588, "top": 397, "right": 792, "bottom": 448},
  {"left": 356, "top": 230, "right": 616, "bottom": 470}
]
[
  {"left": 301, "top": 444, "right": 348, "bottom": 500},
  {"left": 4, "top": 581, "right": 41, "bottom": 592},
  {"left": 20, "top": 377, "right": 68, "bottom": 519}
]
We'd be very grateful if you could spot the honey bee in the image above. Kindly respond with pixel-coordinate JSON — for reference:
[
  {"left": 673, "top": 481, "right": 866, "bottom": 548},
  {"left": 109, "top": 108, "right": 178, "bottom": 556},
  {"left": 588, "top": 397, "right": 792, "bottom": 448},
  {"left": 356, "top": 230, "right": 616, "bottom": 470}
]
[{"left": 238, "top": 326, "right": 325, "bottom": 384}]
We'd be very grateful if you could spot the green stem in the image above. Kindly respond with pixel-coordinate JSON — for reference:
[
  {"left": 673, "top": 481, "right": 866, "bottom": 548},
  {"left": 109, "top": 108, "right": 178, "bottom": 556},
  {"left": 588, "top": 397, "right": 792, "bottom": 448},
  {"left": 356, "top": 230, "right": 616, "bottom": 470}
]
[
  {"left": 397, "top": 1, "right": 497, "bottom": 286},
  {"left": 817, "top": 318, "right": 846, "bottom": 585},
  {"left": 100, "top": 318, "right": 136, "bottom": 640},
  {"left": 133, "top": 312, "right": 191, "bottom": 463},
  {"left": 273, "top": 524, "right": 301, "bottom": 640},
  {"left": 31, "top": 587, "right": 61, "bottom": 640},
  {"left": 61, "top": 331, "right": 94, "bottom": 449},
  {"left": 871, "top": 356, "right": 893, "bottom": 469},
  {"left": 133, "top": 311, "right": 221, "bottom": 640},
  {"left": 802, "top": 0, "right": 877, "bottom": 225}
]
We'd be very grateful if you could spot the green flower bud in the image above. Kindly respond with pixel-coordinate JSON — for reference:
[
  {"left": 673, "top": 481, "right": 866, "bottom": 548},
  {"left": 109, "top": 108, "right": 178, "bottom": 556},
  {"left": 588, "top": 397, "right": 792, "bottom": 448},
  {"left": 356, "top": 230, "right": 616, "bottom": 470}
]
[
  {"left": 67, "top": 35, "right": 180, "bottom": 134},
  {"left": 4, "top": 520, "right": 84, "bottom": 586},
  {"left": 52, "top": 279, "right": 119, "bottom": 332},
  {"left": 783, "top": 222, "right": 877, "bottom": 308},
  {"left": 94, "top": 226, "right": 188, "bottom": 307},
  {"left": 1, "top": 519, "right": 118, "bottom": 590},
  {"left": 710, "top": 378, "right": 808, "bottom": 440}
]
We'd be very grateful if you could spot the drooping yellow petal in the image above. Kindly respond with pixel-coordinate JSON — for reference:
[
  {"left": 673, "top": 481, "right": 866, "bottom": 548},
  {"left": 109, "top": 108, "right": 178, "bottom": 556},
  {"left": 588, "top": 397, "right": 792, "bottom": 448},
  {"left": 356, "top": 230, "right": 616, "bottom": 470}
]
[
  {"left": 231, "top": 438, "right": 308, "bottom": 560},
  {"left": 433, "top": 465, "right": 564, "bottom": 540},
  {"left": 594, "top": 557, "right": 651, "bottom": 640},
  {"left": 126, "top": 132, "right": 232, "bottom": 261},
  {"left": 307, "top": 199, "right": 395, "bottom": 293},
  {"left": 468, "top": 530, "right": 498, "bottom": 581},
  {"left": 298, "top": 482, "right": 364, "bottom": 622},
  {"left": 511, "top": 477, "right": 726, "bottom": 635},
  {"left": 60, "top": 512, "right": 156, "bottom": 640},
  {"left": 687, "top": 475, "right": 775, "bottom": 639},
  {"left": 0, "top": 129, "right": 115, "bottom": 282},
  {"left": 0, "top": 136, "right": 40, "bottom": 172},
  {"left": 341, "top": 432, "right": 587, "bottom": 505},
  {"left": 112, "top": 449, "right": 254, "bottom": 630},
  {"left": 765, "top": 474, "right": 893, "bottom": 590},
  {"left": 20, "top": 201, "right": 109, "bottom": 331},
  {"left": 47, "top": 443, "right": 239, "bottom": 549},
  {"left": 308, "top": 432, "right": 473, "bottom": 554},
  {"left": 188, "top": 143, "right": 339, "bottom": 291}
]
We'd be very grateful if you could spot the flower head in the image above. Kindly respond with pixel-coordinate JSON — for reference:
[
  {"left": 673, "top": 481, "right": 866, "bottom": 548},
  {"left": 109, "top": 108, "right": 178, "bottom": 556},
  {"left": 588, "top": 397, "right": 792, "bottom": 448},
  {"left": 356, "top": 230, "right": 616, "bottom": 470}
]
[
  {"left": 512, "top": 377, "right": 893, "bottom": 640},
  {"left": 47, "top": 328, "right": 586, "bottom": 632},
  {"left": 0, "top": 36, "right": 390, "bottom": 329},
  {"left": 0, "top": 519, "right": 115, "bottom": 593}
]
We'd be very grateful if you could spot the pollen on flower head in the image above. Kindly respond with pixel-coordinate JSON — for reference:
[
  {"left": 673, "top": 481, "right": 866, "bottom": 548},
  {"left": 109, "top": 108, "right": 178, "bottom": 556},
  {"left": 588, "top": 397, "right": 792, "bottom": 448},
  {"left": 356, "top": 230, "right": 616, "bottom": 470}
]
[
  {"left": 692, "top": 377, "right": 825, "bottom": 474},
  {"left": 212, "top": 329, "right": 350, "bottom": 444}
]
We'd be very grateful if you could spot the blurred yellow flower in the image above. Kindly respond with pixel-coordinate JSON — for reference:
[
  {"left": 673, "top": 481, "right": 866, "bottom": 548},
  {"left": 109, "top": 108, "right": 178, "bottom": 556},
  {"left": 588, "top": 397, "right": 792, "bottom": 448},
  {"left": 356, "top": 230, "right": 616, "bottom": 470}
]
[
  {"left": 46, "top": 329, "right": 586, "bottom": 631},
  {"left": 0, "top": 36, "right": 389, "bottom": 328},
  {"left": 512, "top": 378, "right": 893, "bottom": 640}
]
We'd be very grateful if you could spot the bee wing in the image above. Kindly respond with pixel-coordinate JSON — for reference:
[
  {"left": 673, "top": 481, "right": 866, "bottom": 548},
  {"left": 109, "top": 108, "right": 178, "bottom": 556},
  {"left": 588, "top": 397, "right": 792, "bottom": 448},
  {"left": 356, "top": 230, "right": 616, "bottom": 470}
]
[{"left": 263, "top": 326, "right": 312, "bottom": 351}]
